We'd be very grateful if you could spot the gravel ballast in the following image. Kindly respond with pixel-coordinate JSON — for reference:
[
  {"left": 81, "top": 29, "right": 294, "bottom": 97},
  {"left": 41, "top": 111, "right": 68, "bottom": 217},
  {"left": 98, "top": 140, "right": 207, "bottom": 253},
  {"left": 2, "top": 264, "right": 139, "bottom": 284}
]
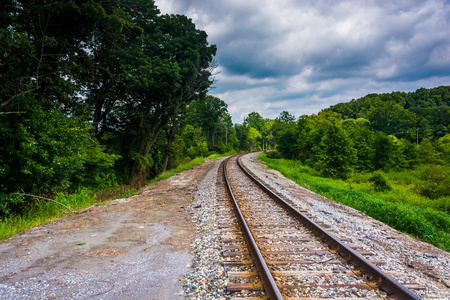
[
  {"left": 185, "top": 153, "right": 449, "bottom": 299},
  {"left": 241, "top": 152, "right": 450, "bottom": 299}
]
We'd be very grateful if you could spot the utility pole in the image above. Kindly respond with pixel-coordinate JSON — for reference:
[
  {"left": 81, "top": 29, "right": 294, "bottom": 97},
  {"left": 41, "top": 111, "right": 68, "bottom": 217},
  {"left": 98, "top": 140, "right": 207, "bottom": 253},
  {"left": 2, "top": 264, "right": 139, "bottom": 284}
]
[
  {"left": 417, "top": 128, "right": 419, "bottom": 147},
  {"left": 226, "top": 127, "right": 228, "bottom": 145}
]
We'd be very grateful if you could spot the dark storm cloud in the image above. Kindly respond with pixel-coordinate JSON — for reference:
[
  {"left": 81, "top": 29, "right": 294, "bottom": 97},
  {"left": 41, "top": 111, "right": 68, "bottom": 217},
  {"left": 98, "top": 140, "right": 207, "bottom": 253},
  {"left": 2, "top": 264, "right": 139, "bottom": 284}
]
[{"left": 155, "top": 0, "right": 450, "bottom": 121}]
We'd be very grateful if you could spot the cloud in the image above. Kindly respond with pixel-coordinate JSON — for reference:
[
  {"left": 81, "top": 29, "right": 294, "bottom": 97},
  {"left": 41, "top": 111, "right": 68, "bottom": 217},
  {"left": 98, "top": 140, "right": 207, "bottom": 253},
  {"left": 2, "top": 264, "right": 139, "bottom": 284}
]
[{"left": 155, "top": 0, "right": 450, "bottom": 122}]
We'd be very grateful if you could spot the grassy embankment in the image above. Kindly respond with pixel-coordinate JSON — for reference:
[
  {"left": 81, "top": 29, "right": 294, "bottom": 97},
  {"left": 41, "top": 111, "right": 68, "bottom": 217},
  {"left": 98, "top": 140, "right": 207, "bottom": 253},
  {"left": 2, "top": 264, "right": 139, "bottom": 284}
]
[
  {"left": 0, "top": 156, "right": 208, "bottom": 241},
  {"left": 258, "top": 153, "right": 450, "bottom": 252}
]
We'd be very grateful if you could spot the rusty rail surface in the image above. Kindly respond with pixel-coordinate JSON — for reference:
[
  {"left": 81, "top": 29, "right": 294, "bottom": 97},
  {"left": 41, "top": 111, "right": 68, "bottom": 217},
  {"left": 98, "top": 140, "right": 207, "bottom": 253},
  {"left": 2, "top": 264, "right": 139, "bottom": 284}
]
[
  {"left": 236, "top": 154, "right": 422, "bottom": 300},
  {"left": 222, "top": 156, "right": 283, "bottom": 299}
]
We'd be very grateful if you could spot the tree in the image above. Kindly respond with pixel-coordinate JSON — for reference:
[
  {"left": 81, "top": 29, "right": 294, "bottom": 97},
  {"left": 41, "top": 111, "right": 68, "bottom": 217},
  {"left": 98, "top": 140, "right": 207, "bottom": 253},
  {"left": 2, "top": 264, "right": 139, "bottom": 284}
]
[
  {"left": 367, "top": 100, "right": 417, "bottom": 138},
  {"left": 124, "top": 13, "right": 216, "bottom": 180},
  {"left": 248, "top": 127, "right": 262, "bottom": 151},
  {"left": 419, "top": 138, "right": 436, "bottom": 164},
  {"left": 277, "top": 129, "right": 297, "bottom": 159},
  {"left": 295, "top": 115, "right": 322, "bottom": 164},
  {"left": 318, "top": 122, "right": 356, "bottom": 179},
  {"left": 186, "top": 95, "right": 228, "bottom": 149},
  {"left": 235, "top": 124, "right": 250, "bottom": 151},
  {"left": 260, "top": 119, "right": 274, "bottom": 150},
  {"left": 342, "top": 119, "right": 375, "bottom": 171},
  {"left": 373, "top": 132, "right": 394, "bottom": 170},
  {"left": 435, "top": 134, "right": 450, "bottom": 164},
  {"left": 0, "top": 1, "right": 120, "bottom": 197},
  {"left": 275, "top": 111, "right": 296, "bottom": 125},
  {"left": 243, "top": 112, "right": 264, "bottom": 130}
]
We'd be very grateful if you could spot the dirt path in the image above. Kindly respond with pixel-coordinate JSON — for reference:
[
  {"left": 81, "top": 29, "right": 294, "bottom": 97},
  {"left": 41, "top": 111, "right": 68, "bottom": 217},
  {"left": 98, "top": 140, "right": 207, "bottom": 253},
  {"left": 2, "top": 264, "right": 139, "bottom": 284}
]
[{"left": 0, "top": 159, "right": 216, "bottom": 299}]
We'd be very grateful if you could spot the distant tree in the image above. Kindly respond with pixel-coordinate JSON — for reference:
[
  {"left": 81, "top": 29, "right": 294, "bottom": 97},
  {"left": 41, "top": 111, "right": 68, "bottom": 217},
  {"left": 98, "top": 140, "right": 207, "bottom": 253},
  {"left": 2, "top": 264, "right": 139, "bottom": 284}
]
[
  {"left": 248, "top": 127, "right": 262, "bottom": 151},
  {"left": 318, "top": 122, "right": 356, "bottom": 179},
  {"left": 373, "top": 132, "right": 394, "bottom": 170},
  {"left": 275, "top": 111, "right": 296, "bottom": 125},
  {"left": 419, "top": 138, "right": 437, "bottom": 164},
  {"left": 277, "top": 129, "right": 297, "bottom": 159},
  {"left": 342, "top": 119, "right": 375, "bottom": 171},
  {"left": 235, "top": 124, "right": 250, "bottom": 151},
  {"left": 243, "top": 112, "right": 264, "bottom": 130},
  {"left": 435, "top": 134, "right": 450, "bottom": 164},
  {"left": 367, "top": 100, "right": 417, "bottom": 138},
  {"left": 187, "top": 95, "right": 228, "bottom": 149},
  {"left": 295, "top": 115, "right": 321, "bottom": 163},
  {"left": 260, "top": 119, "right": 274, "bottom": 150}
]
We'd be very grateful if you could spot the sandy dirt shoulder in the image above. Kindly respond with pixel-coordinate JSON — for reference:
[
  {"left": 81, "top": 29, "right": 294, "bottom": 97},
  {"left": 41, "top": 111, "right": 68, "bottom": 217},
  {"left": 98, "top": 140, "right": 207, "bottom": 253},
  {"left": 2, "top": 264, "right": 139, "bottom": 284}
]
[{"left": 0, "top": 159, "right": 216, "bottom": 299}]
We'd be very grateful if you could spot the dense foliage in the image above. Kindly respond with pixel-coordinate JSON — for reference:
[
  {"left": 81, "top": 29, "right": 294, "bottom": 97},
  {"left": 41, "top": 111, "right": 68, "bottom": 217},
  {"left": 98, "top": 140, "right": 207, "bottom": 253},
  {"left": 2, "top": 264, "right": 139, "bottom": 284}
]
[
  {"left": 324, "top": 86, "right": 450, "bottom": 140},
  {"left": 271, "top": 88, "right": 450, "bottom": 181},
  {"left": 243, "top": 88, "right": 449, "bottom": 250},
  {"left": 0, "top": 0, "right": 218, "bottom": 217}
]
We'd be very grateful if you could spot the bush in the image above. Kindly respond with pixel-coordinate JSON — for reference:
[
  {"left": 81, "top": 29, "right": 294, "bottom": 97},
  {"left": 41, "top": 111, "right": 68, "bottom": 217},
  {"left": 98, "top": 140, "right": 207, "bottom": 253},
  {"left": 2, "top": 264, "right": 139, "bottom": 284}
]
[
  {"left": 0, "top": 193, "right": 25, "bottom": 218},
  {"left": 265, "top": 150, "right": 282, "bottom": 159},
  {"left": 416, "top": 165, "right": 450, "bottom": 199},
  {"left": 369, "top": 171, "right": 392, "bottom": 192}
]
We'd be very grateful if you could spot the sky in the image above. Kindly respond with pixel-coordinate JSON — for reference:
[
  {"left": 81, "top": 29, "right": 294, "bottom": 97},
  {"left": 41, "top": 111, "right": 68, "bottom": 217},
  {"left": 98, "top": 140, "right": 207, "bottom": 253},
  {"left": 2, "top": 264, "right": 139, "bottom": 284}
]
[{"left": 154, "top": 0, "right": 450, "bottom": 123}]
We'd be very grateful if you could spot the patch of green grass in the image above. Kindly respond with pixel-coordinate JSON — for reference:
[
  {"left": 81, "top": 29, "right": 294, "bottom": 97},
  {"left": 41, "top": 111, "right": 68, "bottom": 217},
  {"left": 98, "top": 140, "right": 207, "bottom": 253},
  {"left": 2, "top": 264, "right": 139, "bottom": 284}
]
[
  {"left": 149, "top": 156, "right": 205, "bottom": 184},
  {"left": 0, "top": 189, "right": 98, "bottom": 241},
  {"left": 207, "top": 150, "right": 238, "bottom": 160},
  {"left": 206, "top": 153, "right": 222, "bottom": 160},
  {"left": 258, "top": 153, "right": 450, "bottom": 251}
]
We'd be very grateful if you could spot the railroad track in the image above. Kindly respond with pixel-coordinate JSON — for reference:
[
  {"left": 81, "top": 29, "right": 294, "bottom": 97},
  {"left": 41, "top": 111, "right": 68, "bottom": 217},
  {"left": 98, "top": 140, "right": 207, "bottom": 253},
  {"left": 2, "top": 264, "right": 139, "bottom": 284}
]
[{"left": 217, "top": 154, "right": 424, "bottom": 299}]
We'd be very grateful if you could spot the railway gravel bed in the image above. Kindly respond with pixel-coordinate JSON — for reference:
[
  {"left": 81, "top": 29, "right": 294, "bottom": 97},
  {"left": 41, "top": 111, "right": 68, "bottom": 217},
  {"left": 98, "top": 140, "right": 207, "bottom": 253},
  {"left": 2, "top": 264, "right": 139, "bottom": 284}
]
[
  {"left": 241, "top": 152, "right": 450, "bottom": 299},
  {"left": 185, "top": 153, "right": 449, "bottom": 299}
]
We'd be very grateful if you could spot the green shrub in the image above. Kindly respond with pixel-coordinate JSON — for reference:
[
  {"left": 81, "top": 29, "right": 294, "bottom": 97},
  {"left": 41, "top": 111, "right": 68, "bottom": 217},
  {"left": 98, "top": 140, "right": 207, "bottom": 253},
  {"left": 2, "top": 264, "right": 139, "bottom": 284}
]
[
  {"left": 369, "top": 171, "right": 392, "bottom": 192},
  {"left": 416, "top": 165, "right": 450, "bottom": 199},
  {"left": 0, "top": 193, "right": 25, "bottom": 217},
  {"left": 265, "top": 150, "right": 282, "bottom": 159}
]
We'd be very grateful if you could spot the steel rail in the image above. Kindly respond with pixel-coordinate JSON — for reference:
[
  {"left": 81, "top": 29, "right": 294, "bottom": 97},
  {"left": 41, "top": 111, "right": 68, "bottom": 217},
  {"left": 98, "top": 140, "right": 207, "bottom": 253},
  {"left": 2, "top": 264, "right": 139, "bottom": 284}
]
[
  {"left": 223, "top": 156, "right": 283, "bottom": 300},
  {"left": 236, "top": 155, "right": 422, "bottom": 300}
]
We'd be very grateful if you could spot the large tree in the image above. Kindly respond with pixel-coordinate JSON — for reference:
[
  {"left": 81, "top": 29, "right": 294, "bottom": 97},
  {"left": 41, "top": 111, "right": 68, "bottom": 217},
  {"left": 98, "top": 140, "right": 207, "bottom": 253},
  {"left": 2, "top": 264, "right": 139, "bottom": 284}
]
[
  {"left": 186, "top": 95, "right": 228, "bottom": 149},
  {"left": 318, "top": 122, "right": 356, "bottom": 179},
  {"left": 0, "top": 0, "right": 217, "bottom": 216}
]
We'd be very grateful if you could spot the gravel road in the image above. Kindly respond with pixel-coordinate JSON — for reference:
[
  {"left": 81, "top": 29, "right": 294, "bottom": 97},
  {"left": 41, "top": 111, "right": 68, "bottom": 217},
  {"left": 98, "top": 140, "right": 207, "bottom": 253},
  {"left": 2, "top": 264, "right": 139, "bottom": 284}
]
[{"left": 0, "top": 160, "right": 215, "bottom": 299}]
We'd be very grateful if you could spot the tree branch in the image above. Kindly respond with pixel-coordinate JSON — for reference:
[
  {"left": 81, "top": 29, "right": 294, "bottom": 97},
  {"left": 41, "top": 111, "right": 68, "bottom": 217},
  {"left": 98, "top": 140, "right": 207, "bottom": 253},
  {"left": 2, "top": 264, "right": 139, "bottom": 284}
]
[
  {"left": 0, "top": 111, "right": 26, "bottom": 115},
  {"left": 15, "top": 193, "right": 75, "bottom": 214}
]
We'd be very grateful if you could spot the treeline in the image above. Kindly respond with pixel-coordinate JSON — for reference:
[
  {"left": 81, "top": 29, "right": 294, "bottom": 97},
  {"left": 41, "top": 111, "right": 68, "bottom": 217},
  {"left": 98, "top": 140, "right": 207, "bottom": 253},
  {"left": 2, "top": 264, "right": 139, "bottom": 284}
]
[
  {"left": 272, "top": 87, "right": 450, "bottom": 200},
  {"left": 0, "top": 0, "right": 219, "bottom": 216},
  {"left": 324, "top": 86, "right": 450, "bottom": 140},
  {"left": 0, "top": 0, "right": 283, "bottom": 219}
]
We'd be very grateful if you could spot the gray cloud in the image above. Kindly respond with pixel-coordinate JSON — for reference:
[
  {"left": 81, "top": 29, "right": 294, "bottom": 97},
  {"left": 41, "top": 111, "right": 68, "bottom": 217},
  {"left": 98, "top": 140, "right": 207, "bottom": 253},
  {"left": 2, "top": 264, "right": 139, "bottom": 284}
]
[{"left": 155, "top": 0, "right": 450, "bottom": 122}]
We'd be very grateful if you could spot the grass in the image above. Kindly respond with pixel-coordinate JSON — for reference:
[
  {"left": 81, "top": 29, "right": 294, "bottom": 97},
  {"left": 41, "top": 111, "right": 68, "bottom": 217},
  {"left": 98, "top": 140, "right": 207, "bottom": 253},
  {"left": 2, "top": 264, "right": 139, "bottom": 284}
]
[
  {"left": 206, "top": 150, "right": 238, "bottom": 160},
  {"left": 0, "top": 189, "right": 98, "bottom": 240},
  {"left": 148, "top": 156, "right": 205, "bottom": 184},
  {"left": 258, "top": 153, "right": 450, "bottom": 252},
  {"left": 1, "top": 156, "right": 210, "bottom": 241}
]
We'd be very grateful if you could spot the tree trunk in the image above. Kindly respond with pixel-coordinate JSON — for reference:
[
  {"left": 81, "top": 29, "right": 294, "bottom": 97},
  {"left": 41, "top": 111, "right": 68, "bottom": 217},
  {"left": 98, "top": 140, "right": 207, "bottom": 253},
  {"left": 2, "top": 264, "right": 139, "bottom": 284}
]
[
  {"left": 162, "top": 130, "right": 174, "bottom": 173},
  {"left": 130, "top": 126, "right": 164, "bottom": 182}
]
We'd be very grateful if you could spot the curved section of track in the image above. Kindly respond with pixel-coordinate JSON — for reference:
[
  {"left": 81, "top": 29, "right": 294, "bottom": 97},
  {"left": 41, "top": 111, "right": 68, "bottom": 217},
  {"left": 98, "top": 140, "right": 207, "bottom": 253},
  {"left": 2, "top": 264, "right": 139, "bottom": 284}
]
[{"left": 221, "top": 153, "right": 422, "bottom": 299}]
